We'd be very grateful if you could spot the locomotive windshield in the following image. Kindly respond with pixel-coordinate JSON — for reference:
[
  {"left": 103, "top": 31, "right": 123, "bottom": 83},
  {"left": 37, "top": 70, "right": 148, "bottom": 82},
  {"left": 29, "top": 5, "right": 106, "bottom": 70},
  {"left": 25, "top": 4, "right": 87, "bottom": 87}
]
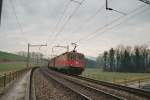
[
  {"left": 68, "top": 52, "right": 84, "bottom": 60},
  {"left": 68, "top": 52, "right": 76, "bottom": 60}
]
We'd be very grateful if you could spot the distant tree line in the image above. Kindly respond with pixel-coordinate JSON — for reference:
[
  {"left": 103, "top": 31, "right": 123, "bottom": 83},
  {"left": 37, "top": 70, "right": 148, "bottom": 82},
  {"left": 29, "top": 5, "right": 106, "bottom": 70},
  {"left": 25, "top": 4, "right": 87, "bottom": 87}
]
[
  {"left": 17, "top": 51, "right": 45, "bottom": 65},
  {"left": 17, "top": 51, "right": 43, "bottom": 58},
  {"left": 96, "top": 45, "right": 150, "bottom": 73}
]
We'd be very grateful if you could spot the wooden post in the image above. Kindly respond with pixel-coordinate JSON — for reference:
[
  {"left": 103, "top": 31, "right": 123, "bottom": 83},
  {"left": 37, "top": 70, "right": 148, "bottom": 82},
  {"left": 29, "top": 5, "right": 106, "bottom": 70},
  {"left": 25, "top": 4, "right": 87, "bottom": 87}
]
[
  {"left": 9, "top": 72, "right": 11, "bottom": 83},
  {"left": 124, "top": 78, "right": 127, "bottom": 86},
  {"left": 3, "top": 73, "right": 6, "bottom": 87},
  {"left": 113, "top": 77, "right": 116, "bottom": 83},
  {"left": 27, "top": 43, "right": 30, "bottom": 68},
  {"left": 13, "top": 72, "right": 14, "bottom": 80},
  {"left": 138, "top": 80, "right": 141, "bottom": 88}
]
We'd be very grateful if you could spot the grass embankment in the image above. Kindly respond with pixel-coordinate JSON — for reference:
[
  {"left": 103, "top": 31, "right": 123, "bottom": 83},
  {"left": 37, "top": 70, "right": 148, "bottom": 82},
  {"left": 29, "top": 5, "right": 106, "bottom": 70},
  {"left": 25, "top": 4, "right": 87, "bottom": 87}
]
[
  {"left": 0, "top": 51, "right": 26, "bottom": 61},
  {"left": 0, "top": 62, "right": 27, "bottom": 73},
  {"left": 0, "top": 51, "right": 27, "bottom": 73},
  {"left": 82, "top": 68, "right": 150, "bottom": 82}
]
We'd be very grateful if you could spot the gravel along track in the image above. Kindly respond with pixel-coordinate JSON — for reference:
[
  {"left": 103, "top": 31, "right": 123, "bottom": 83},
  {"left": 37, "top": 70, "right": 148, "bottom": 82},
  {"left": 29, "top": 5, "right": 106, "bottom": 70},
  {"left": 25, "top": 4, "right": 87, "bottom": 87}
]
[
  {"left": 73, "top": 76, "right": 150, "bottom": 100},
  {"left": 42, "top": 68, "right": 150, "bottom": 100},
  {"left": 41, "top": 68, "right": 123, "bottom": 100},
  {"left": 64, "top": 75, "right": 149, "bottom": 100},
  {"left": 32, "top": 69, "right": 89, "bottom": 100}
]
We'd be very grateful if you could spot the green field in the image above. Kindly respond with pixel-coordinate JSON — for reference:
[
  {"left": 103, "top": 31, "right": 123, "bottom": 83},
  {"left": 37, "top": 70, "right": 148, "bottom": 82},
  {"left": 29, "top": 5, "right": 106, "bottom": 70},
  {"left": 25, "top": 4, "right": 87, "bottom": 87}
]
[
  {"left": 82, "top": 68, "right": 150, "bottom": 82},
  {"left": 0, "top": 50, "right": 46, "bottom": 74},
  {"left": 0, "top": 51, "right": 27, "bottom": 73},
  {"left": 0, "top": 62, "right": 27, "bottom": 73}
]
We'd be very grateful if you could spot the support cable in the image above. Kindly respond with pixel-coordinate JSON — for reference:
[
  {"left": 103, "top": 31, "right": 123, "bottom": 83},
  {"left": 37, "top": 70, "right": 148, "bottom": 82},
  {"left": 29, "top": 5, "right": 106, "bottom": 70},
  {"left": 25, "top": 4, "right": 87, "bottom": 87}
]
[
  {"left": 85, "top": 5, "right": 148, "bottom": 42},
  {"left": 52, "top": 0, "right": 72, "bottom": 35},
  {"left": 75, "top": 4, "right": 147, "bottom": 44},
  {"left": 9, "top": 0, "right": 28, "bottom": 43},
  {"left": 46, "top": 0, "right": 72, "bottom": 57},
  {"left": 71, "top": 4, "right": 105, "bottom": 34},
  {"left": 139, "top": 0, "right": 150, "bottom": 5},
  {"left": 50, "top": 0, "right": 85, "bottom": 46}
]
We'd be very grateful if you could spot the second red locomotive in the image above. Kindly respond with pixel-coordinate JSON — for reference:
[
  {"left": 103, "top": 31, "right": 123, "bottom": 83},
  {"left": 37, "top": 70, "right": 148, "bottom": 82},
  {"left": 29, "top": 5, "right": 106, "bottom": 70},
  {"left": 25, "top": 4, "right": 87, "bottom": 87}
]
[{"left": 48, "top": 50, "right": 85, "bottom": 75}]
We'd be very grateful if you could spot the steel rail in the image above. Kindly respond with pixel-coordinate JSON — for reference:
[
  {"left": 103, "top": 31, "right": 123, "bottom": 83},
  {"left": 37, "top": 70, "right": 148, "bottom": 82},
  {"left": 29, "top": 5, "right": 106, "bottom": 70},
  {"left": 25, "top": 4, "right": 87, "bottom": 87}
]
[
  {"left": 75, "top": 75, "right": 150, "bottom": 99},
  {"left": 42, "top": 69, "right": 123, "bottom": 100},
  {"left": 40, "top": 69, "right": 91, "bottom": 100}
]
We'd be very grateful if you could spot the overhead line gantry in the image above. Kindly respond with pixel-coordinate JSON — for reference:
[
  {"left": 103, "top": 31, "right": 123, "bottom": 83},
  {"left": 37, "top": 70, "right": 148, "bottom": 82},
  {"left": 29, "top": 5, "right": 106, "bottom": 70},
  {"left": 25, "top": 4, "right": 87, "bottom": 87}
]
[{"left": 27, "top": 43, "right": 47, "bottom": 68}]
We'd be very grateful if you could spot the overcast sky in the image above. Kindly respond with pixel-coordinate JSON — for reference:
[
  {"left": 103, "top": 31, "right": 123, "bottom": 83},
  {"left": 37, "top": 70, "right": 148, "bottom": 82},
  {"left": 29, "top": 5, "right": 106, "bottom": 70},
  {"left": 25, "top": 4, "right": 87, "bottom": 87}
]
[{"left": 0, "top": 0, "right": 150, "bottom": 57}]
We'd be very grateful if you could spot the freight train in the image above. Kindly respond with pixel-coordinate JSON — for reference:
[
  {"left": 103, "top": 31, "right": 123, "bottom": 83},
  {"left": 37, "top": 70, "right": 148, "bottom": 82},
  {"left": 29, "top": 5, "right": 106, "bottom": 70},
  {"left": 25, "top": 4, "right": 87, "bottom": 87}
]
[{"left": 48, "top": 50, "right": 85, "bottom": 75}]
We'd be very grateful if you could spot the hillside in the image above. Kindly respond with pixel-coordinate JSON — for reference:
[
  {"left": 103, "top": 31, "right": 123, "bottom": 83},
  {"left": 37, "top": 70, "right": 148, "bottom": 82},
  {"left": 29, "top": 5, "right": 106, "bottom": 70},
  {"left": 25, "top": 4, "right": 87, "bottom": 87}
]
[
  {"left": 86, "top": 56, "right": 96, "bottom": 61},
  {"left": 0, "top": 51, "right": 27, "bottom": 72},
  {"left": 85, "top": 58, "right": 97, "bottom": 68},
  {"left": 0, "top": 51, "right": 26, "bottom": 62}
]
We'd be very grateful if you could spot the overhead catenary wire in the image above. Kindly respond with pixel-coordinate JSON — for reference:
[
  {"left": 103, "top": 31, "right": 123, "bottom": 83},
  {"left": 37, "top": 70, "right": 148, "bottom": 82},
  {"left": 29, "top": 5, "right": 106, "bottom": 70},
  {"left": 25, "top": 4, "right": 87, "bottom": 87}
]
[
  {"left": 139, "top": 0, "right": 150, "bottom": 5},
  {"left": 85, "top": 4, "right": 148, "bottom": 42},
  {"left": 46, "top": 0, "right": 85, "bottom": 56},
  {"left": 50, "top": 0, "right": 86, "bottom": 47},
  {"left": 87, "top": 6, "right": 149, "bottom": 42},
  {"left": 75, "top": 15, "right": 124, "bottom": 43},
  {"left": 9, "top": 0, "right": 28, "bottom": 43},
  {"left": 63, "top": 0, "right": 113, "bottom": 44},
  {"left": 51, "top": 0, "right": 72, "bottom": 36},
  {"left": 62, "top": 3, "right": 106, "bottom": 44},
  {"left": 75, "top": 4, "right": 147, "bottom": 44},
  {"left": 106, "top": 0, "right": 126, "bottom": 15},
  {"left": 71, "top": 4, "right": 105, "bottom": 34},
  {"left": 46, "top": 0, "right": 73, "bottom": 58},
  {"left": 84, "top": 5, "right": 150, "bottom": 55}
]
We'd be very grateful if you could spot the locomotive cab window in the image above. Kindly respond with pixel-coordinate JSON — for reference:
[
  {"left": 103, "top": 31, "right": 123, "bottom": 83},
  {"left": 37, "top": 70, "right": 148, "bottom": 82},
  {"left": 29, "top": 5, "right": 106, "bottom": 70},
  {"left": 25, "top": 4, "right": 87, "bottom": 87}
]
[{"left": 68, "top": 53, "right": 76, "bottom": 60}]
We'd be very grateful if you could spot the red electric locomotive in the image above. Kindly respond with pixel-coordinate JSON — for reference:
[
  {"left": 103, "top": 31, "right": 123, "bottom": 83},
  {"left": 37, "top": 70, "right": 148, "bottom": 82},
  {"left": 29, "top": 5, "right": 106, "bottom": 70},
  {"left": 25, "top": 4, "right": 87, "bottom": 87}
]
[{"left": 48, "top": 50, "right": 85, "bottom": 75}]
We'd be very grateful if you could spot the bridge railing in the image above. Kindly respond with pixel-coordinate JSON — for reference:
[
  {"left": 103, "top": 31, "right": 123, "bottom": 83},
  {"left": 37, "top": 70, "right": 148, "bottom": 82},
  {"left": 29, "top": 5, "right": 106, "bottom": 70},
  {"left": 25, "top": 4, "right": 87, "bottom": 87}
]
[{"left": 0, "top": 68, "right": 32, "bottom": 94}]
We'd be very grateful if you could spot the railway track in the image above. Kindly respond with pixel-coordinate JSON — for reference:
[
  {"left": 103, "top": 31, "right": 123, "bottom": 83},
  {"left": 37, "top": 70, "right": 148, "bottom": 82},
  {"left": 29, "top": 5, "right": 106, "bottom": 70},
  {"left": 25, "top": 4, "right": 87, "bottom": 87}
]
[
  {"left": 31, "top": 68, "right": 90, "bottom": 100},
  {"left": 41, "top": 68, "right": 150, "bottom": 100},
  {"left": 40, "top": 68, "right": 125, "bottom": 100},
  {"left": 74, "top": 75, "right": 150, "bottom": 99},
  {"left": 40, "top": 70, "right": 91, "bottom": 100}
]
